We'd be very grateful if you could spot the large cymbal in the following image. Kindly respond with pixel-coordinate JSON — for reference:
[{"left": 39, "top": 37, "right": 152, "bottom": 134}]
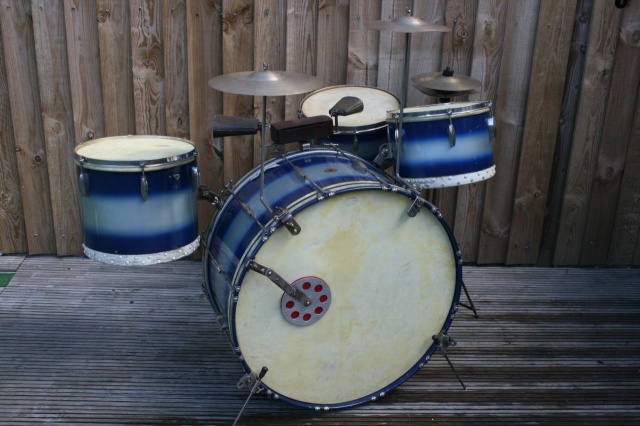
[
  {"left": 412, "top": 68, "right": 481, "bottom": 97},
  {"left": 365, "top": 16, "right": 451, "bottom": 33},
  {"left": 208, "top": 69, "right": 323, "bottom": 96}
]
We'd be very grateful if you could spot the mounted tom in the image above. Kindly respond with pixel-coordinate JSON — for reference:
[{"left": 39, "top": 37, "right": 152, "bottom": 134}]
[{"left": 74, "top": 135, "right": 200, "bottom": 265}]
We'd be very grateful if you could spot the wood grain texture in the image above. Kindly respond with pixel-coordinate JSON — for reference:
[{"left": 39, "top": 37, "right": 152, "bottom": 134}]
[
  {"left": 97, "top": 0, "right": 135, "bottom": 136},
  {"left": 538, "top": 0, "right": 594, "bottom": 266},
  {"left": 377, "top": 0, "right": 413, "bottom": 100},
  {"left": 187, "top": 0, "right": 223, "bottom": 237},
  {"left": 507, "top": 0, "right": 578, "bottom": 265},
  {"left": 346, "top": 0, "right": 381, "bottom": 86},
  {"left": 162, "top": 0, "right": 189, "bottom": 139},
  {"left": 454, "top": 0, "right": 506, "bottom": 262},
  {"left": 553, "top": 3, "right": 621, "bottom": 266},
  {"left": 0, "top": 31, "right": 27, "bottom": 254},
  {"left": 0, "top": 0, "right": 55, "bottom": 254},
  {"left": 31, "top": 0, "right": 83, "bottom": 256},
  {"left": 477, "top": 0, "right": 539, "bottom": 265},
  {"left": 316, "top": 0, "right": 349, "bottom": 86},
  {"left": 64, "top": 0, "right": 105, "bottom": 144},
  {"left": 285, "top": 0, "right": 317, "bottom": 121},
  {"left": 253, "top": 0, "right": 286, "bottom": 166},
  {"left": 579, "top": 1, "right": 640, "bottom": 266},
  {"left": 130, "top": 0, "right": 166, "bottom": 135},
  {"left": 222, "top": 0, "right": 255, "bottom": 183},
  {"left": 0, "top": 257, "right": 639, "bottom": 424}
]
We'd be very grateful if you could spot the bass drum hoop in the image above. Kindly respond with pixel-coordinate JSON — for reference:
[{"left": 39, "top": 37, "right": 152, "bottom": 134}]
[{"left": 202, "top": 150, "right": 462, "bottom": 410}]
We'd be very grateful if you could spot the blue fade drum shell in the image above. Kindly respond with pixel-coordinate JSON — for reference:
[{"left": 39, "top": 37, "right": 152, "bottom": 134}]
[
  {"left": 387, "top": 101, "right": 496, "bottom": 189},
  {"left": 202, "top": 148, "right": 462, "bottom": 410},
  {"left": 74, "top": 136, "right": 200, "bottom": 265},
  {"left": 300, "top": 86, "right": 400, "bottom": 162}
]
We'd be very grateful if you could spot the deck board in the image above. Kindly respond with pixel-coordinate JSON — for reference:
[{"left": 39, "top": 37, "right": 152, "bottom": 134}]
[{"left": 0, "top": 257, "right": 639, "bottom": 425}]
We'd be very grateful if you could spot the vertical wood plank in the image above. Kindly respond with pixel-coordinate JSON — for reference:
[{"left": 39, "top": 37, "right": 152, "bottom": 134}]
[
  {"left": 187, "top": 0, "right": 223, "bottom": 236},
  {"left": 285, "top": 0, "right": 317, "bottom": 121},
  {"left": 31, "top": 0, "right": 83, "bottom": 255},
  {"left": 130, "top": 0, "right": 166, "bottom": 135},
  {"left": 64, "top": 0, "right": 105, "bottom": 144},
  {"left": 553, "top": 3, "right": 621, "bottom": 266},
  {"left": 453, "top": 0, "right": 507, "bottom": 263},
  {"left": 163, "top": 0, "right": 189, "bottom": 139},
  {"left": 477, "top": 0, "right": 540, "bottom": 265},
  {"left": 222, "top": 0, "right": 254, "bottom": 183},
  {"left": 537, "top": 0, "right": 594, "bottom": 265},
  {"left": 0, "top": 32, "right": 27, "bottom": 254},
  {"left": 506, "top": 0, "right": 577, "bottom": 265},
  {"left": 316, "top": 0, "right": 349, "bottom": 86},
  {"left": 377, "top": 0, "right": 412, "bottom": 97},
  {"left": 609, "top": 83, "right": 640, "bottom": 266},
  {"left": 0, "top": 0, "right": 56, "bottom": 254},
  {"left": 97, "top": 0, "right": 135, "bottom": 136},
  {"left": 580, "top": 1, "right": 640, "bottom": 265},
  {"left": 430, "top": 0, "right": 478, "bottom": 228},
  {"left": 346, "top": 0, "right": 381, "bottom": 86},
  {"left": 253, "top": 0, "right": 286, "bottom": 165}
]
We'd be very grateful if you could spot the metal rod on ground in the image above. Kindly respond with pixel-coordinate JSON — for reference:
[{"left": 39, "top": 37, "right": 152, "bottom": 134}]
[{"left": 233, "top": 366, "right": 268, "bottom": 426}]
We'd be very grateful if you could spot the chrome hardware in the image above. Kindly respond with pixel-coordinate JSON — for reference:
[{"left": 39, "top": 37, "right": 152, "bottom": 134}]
[
  {"left": 447, "top": 109, "right": 456, "bottom": 147},
  {"left": 77, "top": 157, "right": 89, "bottom": 196},
  {"left": 191, "top": 165, "right": 200, "bottom": 188},
  {"left": 140, "top": 162, "right": 149, "bottom": 201},
  {"left": 248, "top": 260, "right": 312, "bottom": 307},
  {"left": 274, "top": 207, "right": 301, "bottom": 236},
  {"left": 408, "top": 197, "right": 422, "bottom": 217}
]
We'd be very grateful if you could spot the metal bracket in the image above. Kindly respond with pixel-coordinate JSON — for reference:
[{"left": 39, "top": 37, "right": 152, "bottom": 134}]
[
  {"left": 274, "top": 207, "right": 301, "bottom": 236},
  {"left": 247, "top": 260, "right": 312, "bottom": 307},
  {"left": 433, "top": 331, "right": 466, "bottom": 390}
]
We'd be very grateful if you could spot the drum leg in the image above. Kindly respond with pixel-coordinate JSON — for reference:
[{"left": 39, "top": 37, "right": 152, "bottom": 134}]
[
  {"left": 459, "top": 280, "right": 479, "bottom": 318},
  {"left": 432, "top": 332, "right": 466, "bottom": 390},
  {"left": 233, "top": 366, "right": 268, "bottom": 426}
]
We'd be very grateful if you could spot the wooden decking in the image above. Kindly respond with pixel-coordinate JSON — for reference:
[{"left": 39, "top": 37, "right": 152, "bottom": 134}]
[{"left": 0, "top": 256, "right": 639, "bottom": 425}]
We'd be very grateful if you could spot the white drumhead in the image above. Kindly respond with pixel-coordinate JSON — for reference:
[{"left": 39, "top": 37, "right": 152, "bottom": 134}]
[
  {"left": 301, "top": 86, "right": 399, "bottom": 128},
  {"left": 76, "top": 135, "right": 195, "bottom": 162},
  {"left": 234, "top": 190, "right": 457, "bottom": 406}
]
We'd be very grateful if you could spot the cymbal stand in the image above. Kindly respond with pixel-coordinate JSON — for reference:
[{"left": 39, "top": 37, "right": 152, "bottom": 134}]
[{"left": 394, "top": 30, "right": 412, "bottom": 189}]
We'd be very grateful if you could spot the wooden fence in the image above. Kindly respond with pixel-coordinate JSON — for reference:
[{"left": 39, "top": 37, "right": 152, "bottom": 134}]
[{"left": 0, "top": 0, "right": 639, "bottom": 266}]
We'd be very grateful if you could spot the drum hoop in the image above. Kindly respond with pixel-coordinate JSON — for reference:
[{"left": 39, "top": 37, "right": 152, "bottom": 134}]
[
  {"left": 301, "top": 85, "right": 400, "bottom": 131},
  {"left": 386, "top": 101, "right": 492, "bottom": 123},
  {"left": 74, "top": 135, "right": 197, "bottom": 172},
  {"left": 228, "top": 185, "right": 463, "bottom": 409}
]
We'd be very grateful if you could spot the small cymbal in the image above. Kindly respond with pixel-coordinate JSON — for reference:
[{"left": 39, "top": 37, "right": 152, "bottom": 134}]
[
  {"left": 365, "top": 16, "right": 451, "bottom": 33},
  {"left": 208, "top": 69, "right": 323, "bottom": 96},
  {"left": 411, "top": 68, "right": 481, "bottom": 96}
]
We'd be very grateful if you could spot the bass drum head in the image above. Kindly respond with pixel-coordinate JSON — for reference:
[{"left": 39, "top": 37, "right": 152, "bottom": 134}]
[{"left": 232, "top": 188, "right": 460, "bottom": 409}]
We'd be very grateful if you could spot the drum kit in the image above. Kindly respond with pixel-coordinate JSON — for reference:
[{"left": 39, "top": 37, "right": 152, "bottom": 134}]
[{"left": 73, "top": 9, "right": 489, "bottom": 420}]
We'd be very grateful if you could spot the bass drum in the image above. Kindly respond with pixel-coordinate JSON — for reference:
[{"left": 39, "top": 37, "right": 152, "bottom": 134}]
[{"left": 202, "top": 149, "right": 461, "bottom": 410}]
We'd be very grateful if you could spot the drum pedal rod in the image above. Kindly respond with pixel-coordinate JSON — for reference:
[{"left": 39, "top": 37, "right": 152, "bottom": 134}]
[
  {"left": 233, "top": 366, "right": 268, "bottom": 426},
  {"left": 459, "top": 280, "right": 479, "bottom": 318},
  {"left": 247, "top": 260, "right": 312, "bottom": 307},
  {"left": 432, "top": 331, "right": 466, "bottom": 390}
]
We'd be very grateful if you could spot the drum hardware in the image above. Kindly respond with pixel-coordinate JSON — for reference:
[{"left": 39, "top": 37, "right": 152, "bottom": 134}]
[
  {"left": 77, "top": 157, "right": 89, "bottom": 196},
  {"left": 139, "top": 163, "right": 149, "bottom": 201},
  {"left": 459, "top": 280, "right": 479, "bottom": 318},
  {"left": 432, "top": 331, "right": 466, "bottom": 390},
  {"left": 233, "top": 366, "right": 268, "bottom": 426},
  {"left": 280, "top": 153, "right": 332, "bottom": 199},
  {"left": 247, "top": 260, "right": 312, "bottom": 307},
  {"left": 372, "top": 143, "right": 393, "bottom": 170},
  {"left": 328, "top": 96, "right": 364, "bottom": 153},
  {"left": 280, "top": 276, "right": 332, "bottom": 326},
  {"left": 366, "top": 8, "right": 451, "bottom": 190},
  {"left": 211, "top": 114, "right": 261, "bottom": 138},
  {"left": 197, "top": 185, "right": 223, "bottom": 208},
  {"left": 209, "top": 63, "right": 322, "bottom": 238}
]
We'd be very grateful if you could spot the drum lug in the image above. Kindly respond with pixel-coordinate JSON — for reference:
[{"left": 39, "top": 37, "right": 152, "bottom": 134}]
[
  {"left": 139, "top": 162, "right": 149, "bottom": 201},
  {"left": 247, "top": 260, "right": 312, "bottom": 307},
  {"left": 372, "top": 143, "right": 393, "bottom": 169},
  {"left": 447, "top": 109, "right": 456, "bottom": 147},
  {"left": 487, "top": 115, "right": 497, "bottom": 139},
  {"left": 191, "top": 165, "right": 201, "bottom": 189},
  {"left": 77, "top": 157, "right": 89, "bottom": 196}
]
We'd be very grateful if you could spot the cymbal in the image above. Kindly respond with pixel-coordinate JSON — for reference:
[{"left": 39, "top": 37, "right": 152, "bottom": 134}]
[
  {"left": 208, "top": 69, "right": 323, "bottom": 96},
  {"left": 365, "top": 16, "right": 451, "bottom": 33},
  {"left": 411, "top": 68, "right": 481, "bottom": 96}
]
